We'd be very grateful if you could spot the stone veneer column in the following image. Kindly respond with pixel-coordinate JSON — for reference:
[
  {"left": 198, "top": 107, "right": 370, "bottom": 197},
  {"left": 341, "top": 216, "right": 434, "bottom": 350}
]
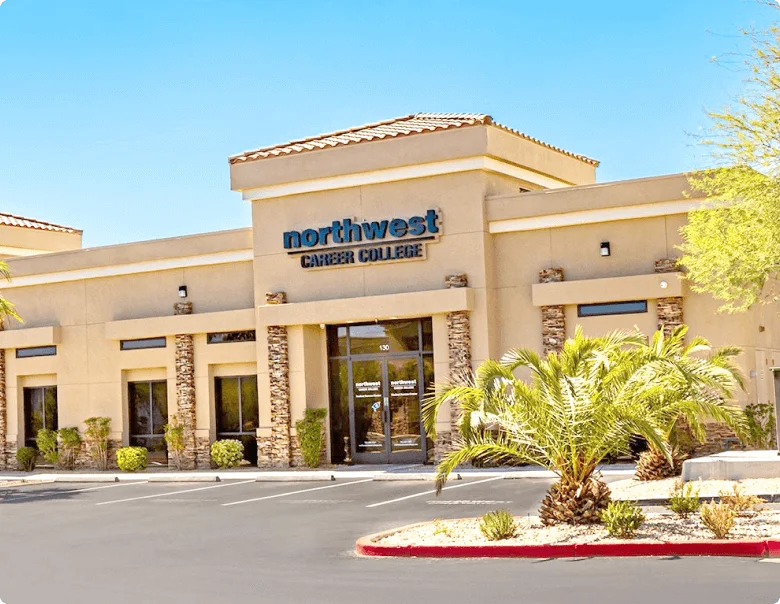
[
  {"left": 539, "top": 268, "right": 565, "bottom": 355},
  {"left": 259, "top": 292, "right": 292, "bottom": 468},
  {"left": 654, "top": 258, "right": 684, "bottom": 337},
  {"left": 174, "top": 302, "right": 198, "bottom": 470},
  {"left": 434, "top": 274, "right": 472, "bottom": 463}
]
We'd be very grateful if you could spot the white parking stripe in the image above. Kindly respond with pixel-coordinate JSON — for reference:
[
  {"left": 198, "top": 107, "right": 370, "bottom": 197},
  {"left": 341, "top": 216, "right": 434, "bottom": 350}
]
[
  {"left": 4, "top": 481, "right": 146, "bottom": 501},
  {"left": 96, "top": 480, "right": 255, "bottom": 506},
  {"left": 365, "top": 476, "right": 502, "bottom": 508},
  {"left": 222, "top": 478, "right": 374, "bottom": 506}
]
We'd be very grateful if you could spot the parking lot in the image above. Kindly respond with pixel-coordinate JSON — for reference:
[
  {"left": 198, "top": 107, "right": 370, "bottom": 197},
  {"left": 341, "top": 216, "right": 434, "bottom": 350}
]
[{"left": 1, "top": 477, "right": 779, "bottom": 604}]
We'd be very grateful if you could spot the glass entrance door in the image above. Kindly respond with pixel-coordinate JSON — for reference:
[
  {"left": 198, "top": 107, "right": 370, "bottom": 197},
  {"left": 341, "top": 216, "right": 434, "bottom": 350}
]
[
  {"left": 351, "top": 356, "right": 424, "bottom": 463},
  {"left": 328, "top": 319, "right": 433, "bottom": 464}
]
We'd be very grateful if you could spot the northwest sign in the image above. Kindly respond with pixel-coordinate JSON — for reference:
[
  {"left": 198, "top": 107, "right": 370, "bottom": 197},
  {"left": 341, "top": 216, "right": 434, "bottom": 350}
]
[{"left": 283, "top": 209, "right": 441, "bottom": 269}]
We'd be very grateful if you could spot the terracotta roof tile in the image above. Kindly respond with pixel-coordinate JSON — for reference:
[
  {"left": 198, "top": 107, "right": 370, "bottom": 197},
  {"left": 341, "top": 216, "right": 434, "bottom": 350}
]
[
  {"left": 0, "top": 213, "right": 81, "bottom": 234},
  {"left": 229, "top": 113, "right": 599, "bottom": 166}
]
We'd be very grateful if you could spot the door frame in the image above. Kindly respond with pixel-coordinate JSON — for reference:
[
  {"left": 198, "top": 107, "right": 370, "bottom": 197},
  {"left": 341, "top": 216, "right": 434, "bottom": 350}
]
[{"left": 348, "top": 353, "right": 427, "bottom": 465}]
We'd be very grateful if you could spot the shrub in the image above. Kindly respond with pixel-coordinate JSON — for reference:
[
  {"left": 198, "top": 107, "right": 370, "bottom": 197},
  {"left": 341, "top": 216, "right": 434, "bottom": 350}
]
[
  {"left": 432, "top": 519, "right": 452, "bottom": 538},
  {"left": 295, "top": 408, "right": 327, "bottom": 468},
  {"left": 57, "top": 427, "right": 82, "bottom": 470},
  {"left": 211, "top": 439, "right": 244, "bottom": 469},
  {"left": 479, "top": 509, "right": 517, "bottom": 541},
  {"left": 743, "top": 402, "right": 776, "bottom": 449},
  {"left": 36, "top": 428, "right": 59, "bottom": 465},
  {"left": 668, "top": 480, "right": 702, "bottom": 518},
  {"left": 700, "top": 502, "right": 736, "bottom": 539},
  {"left": 164, "top": 416, "right": 186, "bottom": 470},
  {"left": 718, "top": 483, "right": 765, "bottom": 515},
  {"left": 16, "top": 446, "right": 37, "bottom": 472},
  {"left": 84, "top": 417, "right": 111, "bottom": 471},
  {"left": 599, "top": 500, "right": 646, "bottom": 539},
  {"left": 116, "top": 447, "right": 148, "bottom": 472}
]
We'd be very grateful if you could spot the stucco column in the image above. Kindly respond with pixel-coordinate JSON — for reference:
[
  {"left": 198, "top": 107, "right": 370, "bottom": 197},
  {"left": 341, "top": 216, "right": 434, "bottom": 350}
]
[
  {"left": 539, "top": 268, "right": 565, "bottom": 355},
  {"left": 259, "top": 292, "right": 292, "bottom": 468},
  {"left": 0, "top": 345, "right": 7, "bottom": 470},
  {"left": 174, "top": 302, "right": 198, "bottom": 470},
  {"left": 434, "top": 274, "right": 472, "bottom": 463},
  {"left": 654, "top": 258, "right": 684, "bottom": 337}
]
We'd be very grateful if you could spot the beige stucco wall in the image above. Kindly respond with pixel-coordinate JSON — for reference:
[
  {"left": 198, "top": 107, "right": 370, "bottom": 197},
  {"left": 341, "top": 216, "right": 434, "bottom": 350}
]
[
  {"left": 0, "top": 224, "right": 82, "bottom": 259},
  {"left": 1, "top": 230, "right": 256, "bottom": 450}
]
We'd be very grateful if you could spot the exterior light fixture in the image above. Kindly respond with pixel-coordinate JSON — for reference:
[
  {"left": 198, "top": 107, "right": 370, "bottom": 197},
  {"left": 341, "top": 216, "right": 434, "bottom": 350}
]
[
  {"left": 600, "top": 242, "right": 610, "bottom": 257},
  {"left": 659, "top": 280, "right": 668, "bottom": 289},
  {"left": 178, "top": 285, "right": 188, "bottom": 298}
]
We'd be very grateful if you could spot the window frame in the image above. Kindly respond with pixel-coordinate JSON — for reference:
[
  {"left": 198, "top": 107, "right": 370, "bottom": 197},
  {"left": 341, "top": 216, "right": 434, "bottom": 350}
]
[
  {"left": 16, "top": 346, "right": 57, "bottom": 358},
  {"left": 23, "top": 386, "right": 58, "bottom": 448},
  {"left": 206, "top": 331, "right": 257, "bottom": 345},
  {"left": 120, "top": 337, "right": 167, "bottom": 351},
  {"left": 577, "top": 300, "right": 649, "bottom": 318},
  {"left": 127, "top": 380, "right": 168, "bottom": 451},
  {"left": 214, "top": 375, "right": 258, "bottom": 438}
]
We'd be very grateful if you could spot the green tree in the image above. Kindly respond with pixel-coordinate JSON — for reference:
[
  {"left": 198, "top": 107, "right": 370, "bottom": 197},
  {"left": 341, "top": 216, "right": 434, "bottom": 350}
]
[
  {"left": 0, "top": 261, "right": 20, "bottom": 326},
  {"left": 681, "top": 23, "right": 780, "bottom": 312},
  {"left": 633, "top": 327, "right": 747, "bottom": 480},
  {"left": 423, "top": 327, "right": 745, "bottom": 526}
]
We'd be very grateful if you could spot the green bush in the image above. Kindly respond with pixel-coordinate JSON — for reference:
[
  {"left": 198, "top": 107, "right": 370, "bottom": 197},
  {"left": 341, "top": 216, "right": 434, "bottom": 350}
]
[
  {"left": 164, "top": 415, "right": 186, "bottom": 470},
  {"left": 16, "top": 447, "right": 37, "bottom": 472},
  {"left": 668, "top": 480, "right": 702, "bottom": 518},
  {"left": 599, "top": 500, "right": 646, "bottom": 539},
  {"left": 84, "top": 417, "right": 111, "bottom": 470},
  {"left": 700, "top": 502, "right": 736, "bottom": 539},
  {"left": 743, "top": 402, "right": 776, "bottom": 449},
  {"left": 479, "top": 509, "right": 517, "bottom": 541},
  {"left": 36, "top": 428, "right": 59, "bottom": 465},
  {"left": 57, "top": 427, "right": 82, "bottom": 470},
  {"left": 295, "top": 408, "right": 327, "bottom": 468},
  {"left": 211, "top": 439, "right": 244, "bottom": 469},
  {"left": 116, "top": 447, "right": 148, "bottom": 472}
]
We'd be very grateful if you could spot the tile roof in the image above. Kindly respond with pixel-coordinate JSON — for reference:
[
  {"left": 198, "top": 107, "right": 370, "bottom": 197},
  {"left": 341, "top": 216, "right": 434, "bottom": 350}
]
[
  {"left": 0, "top": 212, "right": 81, "bottom": 234},
  {"left": 229, "top": 113, "right": 599, "bottom": 166}
]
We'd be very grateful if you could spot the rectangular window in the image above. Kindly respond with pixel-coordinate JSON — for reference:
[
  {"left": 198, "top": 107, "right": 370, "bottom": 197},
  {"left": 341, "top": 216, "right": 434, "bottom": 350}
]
[
  {"left": 215, "top": 375, "right": 258, "bottom": 464},
  {"left": 16, "top": 346, "right": 56, "bottom": 358},
  {"left": 24, "top": 386, "right": 57, "bottom": 448},
  {"left": 577, "top": 300, "right": 648, "bottom": 317},
  {"left": 120, "top": 337, "right": 167, "bottom": 351},
  {"left": 128, "top": 381, "right": 168, "bottom": 452},
  {"left": 207, "top": 331, "right": 257, "bottom": 344}
]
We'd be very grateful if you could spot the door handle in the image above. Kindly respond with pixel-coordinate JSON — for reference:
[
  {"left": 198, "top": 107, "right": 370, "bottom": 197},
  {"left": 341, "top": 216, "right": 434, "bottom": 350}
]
[{"left": 383, "top": 397, "right": 390, "bottom": 424}]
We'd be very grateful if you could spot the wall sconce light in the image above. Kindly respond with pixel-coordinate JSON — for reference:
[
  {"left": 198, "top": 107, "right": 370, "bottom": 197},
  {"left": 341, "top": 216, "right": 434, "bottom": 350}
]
[
  {"left": 660, "top": 280, "right": 668, "bottom": 289},
  {"left": 600, "top": 242, "right": 611, "bottom": 257},
  {"left": 178, "top": 285, "right": 188, "bottom": 298},
  {"left": 759, "top": 325, "right": 766, "bottom": 332}
]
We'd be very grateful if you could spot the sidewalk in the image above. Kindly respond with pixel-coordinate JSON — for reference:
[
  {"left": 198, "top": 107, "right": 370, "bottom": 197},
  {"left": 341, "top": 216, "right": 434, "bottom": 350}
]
[{"left": 0, "top": 462, "right": 637, "bottom": 483}]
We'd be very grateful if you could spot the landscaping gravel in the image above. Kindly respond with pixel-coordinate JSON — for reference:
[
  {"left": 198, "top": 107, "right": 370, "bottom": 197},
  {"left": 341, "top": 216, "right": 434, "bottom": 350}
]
[
  {"left": 376, "top": 512, "right": 780, "bottom": 546},
  {"left": 609, "top": 478, "right": 780, "bottom": 500}
]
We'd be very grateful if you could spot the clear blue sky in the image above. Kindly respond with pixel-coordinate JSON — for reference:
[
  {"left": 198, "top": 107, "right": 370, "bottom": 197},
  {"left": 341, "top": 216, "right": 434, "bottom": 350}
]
[{"left": 0, "top": 0, "right": 776, "bottom": 247}]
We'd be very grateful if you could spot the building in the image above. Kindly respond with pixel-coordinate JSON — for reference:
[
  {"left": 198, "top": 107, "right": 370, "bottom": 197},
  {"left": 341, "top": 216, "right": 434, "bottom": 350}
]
[{"left": 0, "top": 113, "right": 777, "bottom": 469}]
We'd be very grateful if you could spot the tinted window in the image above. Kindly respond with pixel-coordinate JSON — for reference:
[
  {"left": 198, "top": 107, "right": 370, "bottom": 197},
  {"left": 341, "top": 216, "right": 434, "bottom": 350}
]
[
  {"left": 215, "top": 376, "right": 259, "bottom": 464},
  {"left": 120, "top": 338, "right": 166, "bottom": 351},
  {"left": 129, "top": 380, "right": 168, "bottom": 452},
  {"left": 207, "top": 331, "right": 256, "bottom": 344},
  {"left": 24, "top": 386, "right": 57, "bottom": 448},
  {"left": 17, "top": 346, "right": 56, "bottom": 358},
  {"left": 578, "top": 300, "right": 648, "bottom": 317}
]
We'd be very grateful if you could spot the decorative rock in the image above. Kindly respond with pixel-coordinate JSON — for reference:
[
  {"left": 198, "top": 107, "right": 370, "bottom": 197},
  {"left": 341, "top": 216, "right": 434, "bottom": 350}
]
[
  {"left": 654, "top": 258, "right": 680, "bottom": 274},
  {"left": 261, "top": 291, "right": 293, "bottom": 468},
  {"left": 539, "top": 268, "right": 565, "bottom": 355}
]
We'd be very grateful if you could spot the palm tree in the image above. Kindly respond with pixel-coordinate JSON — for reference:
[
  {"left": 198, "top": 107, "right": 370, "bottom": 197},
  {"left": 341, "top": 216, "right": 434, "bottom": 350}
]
[
  {"left": 423, "top": 327, "right": 745, "bottom": 525},
  {"left": 634, "top": 326, "right": 746, "bottom": 480}
]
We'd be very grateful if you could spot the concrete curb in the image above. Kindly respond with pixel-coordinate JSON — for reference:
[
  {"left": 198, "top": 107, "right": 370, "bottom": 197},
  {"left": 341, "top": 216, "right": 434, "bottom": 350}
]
[
  {"left": 147, "top": 475, "right": 220, "bottom": 483},
  {"left": 355, "top": 525, "right": 777, "bottom": 559},
  {"left": 255, "top": 474, "right": 335, "bottom": 482},
  {"left": 373, "top": 473, "right": 461, "bottom": 482},
  {"left": 52, "top": 475, "right": 119, "bottom": 483}
]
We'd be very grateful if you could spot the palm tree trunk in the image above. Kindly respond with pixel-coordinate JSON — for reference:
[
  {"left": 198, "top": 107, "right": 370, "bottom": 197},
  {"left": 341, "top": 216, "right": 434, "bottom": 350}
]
[{"left": 539, "top": 474, "right": 611, "bottom": 525}]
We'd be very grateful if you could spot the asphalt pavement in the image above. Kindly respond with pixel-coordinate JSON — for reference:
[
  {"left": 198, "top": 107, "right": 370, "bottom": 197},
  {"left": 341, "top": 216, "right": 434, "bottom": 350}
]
[{"left": 0, "top": 477, "right": 778, "bottom": 604}]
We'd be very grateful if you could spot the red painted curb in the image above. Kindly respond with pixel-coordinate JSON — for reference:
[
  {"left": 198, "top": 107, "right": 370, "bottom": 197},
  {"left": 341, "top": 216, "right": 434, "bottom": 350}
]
[
  {"left": 767, "top": 539, "right": 780, "bottom": 558},
  {"left": 356, "top": 527, "right": 771, "bottom": 559}
]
